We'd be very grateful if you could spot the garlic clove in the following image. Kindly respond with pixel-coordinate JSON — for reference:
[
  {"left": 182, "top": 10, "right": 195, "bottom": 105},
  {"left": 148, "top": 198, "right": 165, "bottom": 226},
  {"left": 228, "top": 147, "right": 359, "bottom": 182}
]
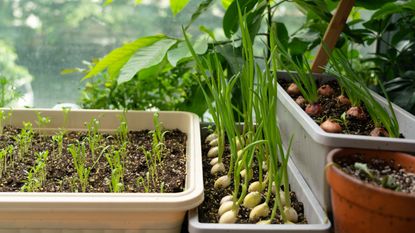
[
  {"left": 219, "top": 209, "right": 238, "bottom": 224},
  {"left": 243, "top": 191, "right": 262, "bottom": 209},
  {"left": 284, "top": 206, "right": 298, "bottom": 223},
  {"left": 237, "top": 149, "right": 244, "bottom": 159},
  {"left": 220, "top": 195, "right": 233, "bottom": 205},
  {"left": 207, "top": 146, "right": 219, "bottom": 158},
  {"left": 214, "top": 175, "right": 231, "bottom": 189},
  {"left": 211, "top": 162, "right": 225, "bottom": 175},
  {"left": 257, "top": 219, "right": 271, "bottom": 224},
  {"left": 249, "top": 202, "right": 270, "bottom": 222},
  {"left": 218, "top": 201, "right": 234, "bottom": 216},
  {"left": 205, "top": 133, "right": 218, "bottom": 143},
  {"left": 210, "top": 157, "right": 219, "bottom": 166},
  {"left": 279, "top": 191, "right": 286, "bottom": 207},
  {"left": 209, "top": 138, "right": 219, "bottom": 147},
  {"left": 248, "top": 181, "right": 264, "bottom": 192},
  {"left": 262, "top": 161, "right": 268, "bottom": 171}
]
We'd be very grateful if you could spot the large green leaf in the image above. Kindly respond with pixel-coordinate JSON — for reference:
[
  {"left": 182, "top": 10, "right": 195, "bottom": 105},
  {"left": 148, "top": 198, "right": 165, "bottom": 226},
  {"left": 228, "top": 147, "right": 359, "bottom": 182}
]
[
  {"left": 272, "top": 22, "right": 289, "bottom": 50},
  {"left": 355, "top": 0, "right": 396, "bottom": 10},
  {"left": 167, "top": 35, "right": 208, "bottom": 67},
  {"left": 118, "top": 39, "right": 177, "bottom": 84},
  {"left": 372, "top": 1, "right": 415, "bottom": 19},
  {"left": 222, "top": 0, "right": 258, "bottom": 38},
  {"left": 170, "top": 0, "right": 190, "bottom": 16},
  {"left": 83, "top": 35, "right": 165, "bottom": 80},
  {"left": 185, "top": 0, "right": 214, "bottom": 30},
  {"left": 222, "top": 0, "right": 233, "bottom": 9}
]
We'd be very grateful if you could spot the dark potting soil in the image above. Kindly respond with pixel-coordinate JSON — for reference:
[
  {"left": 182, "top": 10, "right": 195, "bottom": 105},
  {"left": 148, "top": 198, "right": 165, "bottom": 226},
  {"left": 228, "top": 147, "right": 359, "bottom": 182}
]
[
  {"left": 0, "top": 126, "right": 187, "bottom": 193},
  {"left": 279, "top": 79, "right": 379, "bottom": 136},
  {"left": 334, "top": 154, "right": 415, "bottom": 193},
  {"left": 198, "top": 137, "right": 307, "bottom": 224}
]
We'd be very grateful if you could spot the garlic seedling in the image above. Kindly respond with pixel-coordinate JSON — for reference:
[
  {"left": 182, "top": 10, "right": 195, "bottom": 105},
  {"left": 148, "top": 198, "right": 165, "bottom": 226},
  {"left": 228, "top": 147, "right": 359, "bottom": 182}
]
[
  {"left": 205, "top": 132, "right": 218, "bottom": 143},
  {"left": 243, "top": 191, "right": 261, "bottom": 209},
  {"left": 209, "top": 138, "right": 219, "bottom": 147},
  {"left": 336, "top": 95, "right": 351, "bottom": 106},
  {"left": 305, "top": 103, "right": 322, "bottom": 116},
  {"left": 295, "top": 96, "right": 306, "bottom": 108},
  {"left": 249, "top": 202, "right": 270, "bottom": 222},
  {"left": 235, "top": 137, "right": 243, "bottom": 150},
  {"left": 219, "top": 209, "right": 238, "bottom": 224},
  {"left": 214, "top": 175, "right": 231, "bottom": 189},
  {"left": 211, "top": 162, "right": 225, "bottom": 175},
  {"left": 370, "top": 127, "right": 389, "bottom": 137},
  {"left": 284, "top": 206, "right": 298, "bottom": 223},
  {"left": 207, "top": 146, "right": 219, "bottom": 158},
  {"left": 262, "top": 161, "right": 268, "bottom": 171},
  {"left": 210, "top": 157, "right": 219, "bottom": 165},
  {"left": 218, "top": 201, "right": 234, "bottom": 216},
  {"left": 220, "top": 195, "right": 233, "bottom": 205}
]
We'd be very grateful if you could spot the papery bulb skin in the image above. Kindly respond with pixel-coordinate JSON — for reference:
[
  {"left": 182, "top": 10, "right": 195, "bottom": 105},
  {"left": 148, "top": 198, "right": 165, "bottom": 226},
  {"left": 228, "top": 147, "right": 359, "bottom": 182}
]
[
  {"left": 370, "top": 127, "right": 389, "bottom": 137},
  {"left": 305, "top": 103, "right": 322, "bottom": 116},
  {"left": 287, "top": 83, "right": 301, "bottom": 96},
  {"left": 346, "top": 106, "right": 366, "bottom": 120},
  {"left": 318, "top": 84, "right": 334, "bottom": 96},
  {"left": 295, "top": 96, "right": 306, "bottom": 108},
  {"left": 336, "top": 95, "right": 350, "bottom": 106}
]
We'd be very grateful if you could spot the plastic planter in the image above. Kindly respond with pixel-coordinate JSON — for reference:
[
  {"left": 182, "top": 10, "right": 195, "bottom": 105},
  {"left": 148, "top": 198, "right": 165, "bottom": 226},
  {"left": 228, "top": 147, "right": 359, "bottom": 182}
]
[
  {"left": 0, "top": 109, "right": 204, "bottom": 233},
  {"left": 188, "top": 158, "right": 331, "bottom": 233},
  {"left": 326, "top": 148, "right": 415, "bottom": 233},
  {"left": 276, "top": 71, "right": 415, "bottom": 210}
]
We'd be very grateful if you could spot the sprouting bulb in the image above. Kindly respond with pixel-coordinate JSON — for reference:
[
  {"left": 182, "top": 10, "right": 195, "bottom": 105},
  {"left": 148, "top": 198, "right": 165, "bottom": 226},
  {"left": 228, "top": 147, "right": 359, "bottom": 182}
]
[
  {"left": 220, "top": 195, "right": 233, "bottom": 205},
  {"left": 248, "top": 181, "right": 264, "bottom": 192},
  {"left": 210, "top": 157, "right": 219, "bottom": 166},
  {"left": 284, "top": 206, "right": 298, "bottom": 223},
  {"left": 205, "top": 133, "right": 218, "bottom": 143},
  {"left": 218, "top": 201, "right": 234, "bottom": 216},
  {"left": 214, "top": 175, "right": 231, "bottom": 189},
  {"left": 249, "top": 202, "right": 270, "bottom": 222},
  {"left": 207, "top": 146, "right": 219, "bottom": 158},
  {"left": 209, "top": 138, "right": 219, "bottom": 147},
  {"left": 219, "top": 209, "right": 238, "bottom": 223},
  {"left": 243, "top": 191, "right": 262, "bottom": 209},
  {"left": 211, "top": 162, "right": 225, "bottom": 175}
]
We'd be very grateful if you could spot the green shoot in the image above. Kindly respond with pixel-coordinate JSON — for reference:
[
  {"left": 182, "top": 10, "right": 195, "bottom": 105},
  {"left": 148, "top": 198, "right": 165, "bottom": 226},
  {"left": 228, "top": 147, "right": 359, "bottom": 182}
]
[
  {"left": 136, "top": 173, "right": 150, "bottom": 193},
  {"left": 52, "top": 131, "right": 64, "bottom": 158},
  {"left": 0, "top": 110, "right": 12, "bottom": 134},
  {"left": 329, "top": 49, "right": 400, "bottom": 137},
  {"left": 85, "top": 118, "right": 102, "bottom": 160},
  {"left": 105, "top": 146, "right": 124, "bottom": 193},
  {"left": 116, "top": 111, "right": 129, "bottom": 144},
  {"left": 275, "top": 38, "right": 319, "bottom": 104},
  {"left": 20, "top": 150, "right": 49, "bottom": 192},
  {"left": 62, "top": 107, "right": 71, "bottom": 131},
  {"left": 354, "top": 162, "right": 374, "bottom": 180},
  {"left": 14, "top": 122, "right": 33, "bottom": 160},
  {"left": 150, "top": 112, "right": 167, "bottom": 163},
  {"left": 0, "top": 145, "right": 13, "bottom": 177},
  {"left": 35, "top": 112, "right": 51, "bottom": 135},
  {"left": 68, "top": 141, "right": 108, "bottom": 192}
]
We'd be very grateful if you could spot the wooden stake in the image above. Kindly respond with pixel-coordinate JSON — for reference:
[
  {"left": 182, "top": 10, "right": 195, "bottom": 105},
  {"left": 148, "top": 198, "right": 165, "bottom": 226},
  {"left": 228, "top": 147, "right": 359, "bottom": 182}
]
[{"left": 311, "top": 0, "right": 355, "bottom": 73}]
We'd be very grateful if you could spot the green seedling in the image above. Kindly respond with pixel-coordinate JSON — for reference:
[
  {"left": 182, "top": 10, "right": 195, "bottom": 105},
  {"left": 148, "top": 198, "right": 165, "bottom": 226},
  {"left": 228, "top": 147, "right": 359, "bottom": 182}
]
[
  {"left": 68, "top": 141, "right": 108, "bottom": 192},
  {"left": 14, "top": 121, "right": 33, "bottom": 160},
  {"left": 21, "top": 150, "right": 49, "bottom": 192},
  {"left": 105, "top": 146, "right": 124, "bottom": 193},
  {"left": 354, "top": 162, "right": 375, "bottom": 180},
  {"left": 35, "top": 112, "right": 51, "bottom": 135},
  {"left": 85, "top": 118, "right": 102, "bottom": 160},
  {"left": 0, "top": 145, "right": 13, "bottom": 177},
  {"left": 136, "top": 173, "right": 150, "bottom": 193},
  {"left": 150, "top": 112, "right": 167, "bottom": 163},
  {"left": 116, "top": 111, "right": 129, "bottom": 144},
  {"left": 52, "top": 131, "right": 64, "bottom": 158},
  {"left": 0, "top": 110, "right": 12, "bottom": 134}
]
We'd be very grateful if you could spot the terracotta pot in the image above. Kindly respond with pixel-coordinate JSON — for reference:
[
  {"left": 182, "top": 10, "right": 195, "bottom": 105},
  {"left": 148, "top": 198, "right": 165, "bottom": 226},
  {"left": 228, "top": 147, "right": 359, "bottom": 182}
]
[{"left": 326, "top": 148, "right": 415, "bottom": 233}]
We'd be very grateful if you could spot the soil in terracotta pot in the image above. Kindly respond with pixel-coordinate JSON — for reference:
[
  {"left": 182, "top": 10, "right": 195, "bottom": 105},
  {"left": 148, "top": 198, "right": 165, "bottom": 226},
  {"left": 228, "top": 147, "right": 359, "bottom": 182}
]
[
  {"left": 198, "top": 137, "right": 307, "bottom": 224},
  {"left": 0, "top": 126, "right": 187, "bottom": 193},
  {"left": 279, "top": 79, "right": 385, "bottom": 136},
  {"left": 334, "top": 154, "right": 415, "bottom": 193}
]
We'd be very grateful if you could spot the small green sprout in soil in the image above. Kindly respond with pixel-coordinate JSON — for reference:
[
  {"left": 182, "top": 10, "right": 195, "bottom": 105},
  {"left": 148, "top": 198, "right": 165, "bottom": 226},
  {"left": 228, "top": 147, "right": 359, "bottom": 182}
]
[
  {"left": 0, "top": 111, "right": 187, "bottom": 194},
  {"left": 35, "top": 112, "right": 51, "bottom": 135}
]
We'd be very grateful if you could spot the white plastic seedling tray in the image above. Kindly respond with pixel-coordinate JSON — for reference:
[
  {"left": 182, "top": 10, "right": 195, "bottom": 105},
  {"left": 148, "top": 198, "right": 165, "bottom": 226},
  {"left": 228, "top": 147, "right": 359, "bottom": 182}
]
[
  {"left": 276, "top": 71, "right": 415, "bottom": 211},
  {"left": 188, "top": 158, "right": 331, "bottom": 233},
  {"left": 0, "top": 109, "right": 204, "bottom": 233}
]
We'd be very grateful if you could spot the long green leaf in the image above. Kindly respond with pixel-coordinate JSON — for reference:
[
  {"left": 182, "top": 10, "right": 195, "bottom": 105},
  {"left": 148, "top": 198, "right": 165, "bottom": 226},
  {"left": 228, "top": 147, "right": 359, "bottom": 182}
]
[
  {"left": 118, "top": 39, "right": 177, "bottom": 84},
  {"left": 170, "top": 0, "right": 190, "bottom": 16},
  {"left": 83, "top": 35, "right": 165, "bottom": 80}
]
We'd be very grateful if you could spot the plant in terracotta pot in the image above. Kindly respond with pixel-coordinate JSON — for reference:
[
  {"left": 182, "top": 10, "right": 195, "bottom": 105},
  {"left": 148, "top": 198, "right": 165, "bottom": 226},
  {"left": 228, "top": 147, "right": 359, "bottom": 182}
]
[{"left": 326, "top": 148, "right": 415, "bottom": 233}]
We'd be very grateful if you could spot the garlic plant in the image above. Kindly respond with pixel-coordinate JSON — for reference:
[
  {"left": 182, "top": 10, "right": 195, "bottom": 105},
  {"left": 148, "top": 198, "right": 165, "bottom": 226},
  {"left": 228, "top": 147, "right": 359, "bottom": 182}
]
[{"left": 185, "top": 4, "right": 299, "bottom": 225}]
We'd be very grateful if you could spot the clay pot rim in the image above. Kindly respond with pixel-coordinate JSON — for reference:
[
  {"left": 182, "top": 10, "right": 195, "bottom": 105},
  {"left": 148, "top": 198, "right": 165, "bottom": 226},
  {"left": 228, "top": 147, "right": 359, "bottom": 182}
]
[{"left": 327, "top": 148, "right": 415, "bottom": 199}]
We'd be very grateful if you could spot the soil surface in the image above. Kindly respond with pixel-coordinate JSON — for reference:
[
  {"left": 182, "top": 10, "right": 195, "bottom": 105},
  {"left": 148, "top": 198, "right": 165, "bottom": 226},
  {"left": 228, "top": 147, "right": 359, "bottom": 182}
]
[
  {"left": 335, "top": 154, "right": 415, "bottom": 193},
  {"left": 198, "top": 135, "right": 307, "bottom": 224},
  {"left": 279, "top": 79, "right": 384, "bottom": 136},
  {"left": 0, "top": 126, "right": 187, "bottom": 193}
]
